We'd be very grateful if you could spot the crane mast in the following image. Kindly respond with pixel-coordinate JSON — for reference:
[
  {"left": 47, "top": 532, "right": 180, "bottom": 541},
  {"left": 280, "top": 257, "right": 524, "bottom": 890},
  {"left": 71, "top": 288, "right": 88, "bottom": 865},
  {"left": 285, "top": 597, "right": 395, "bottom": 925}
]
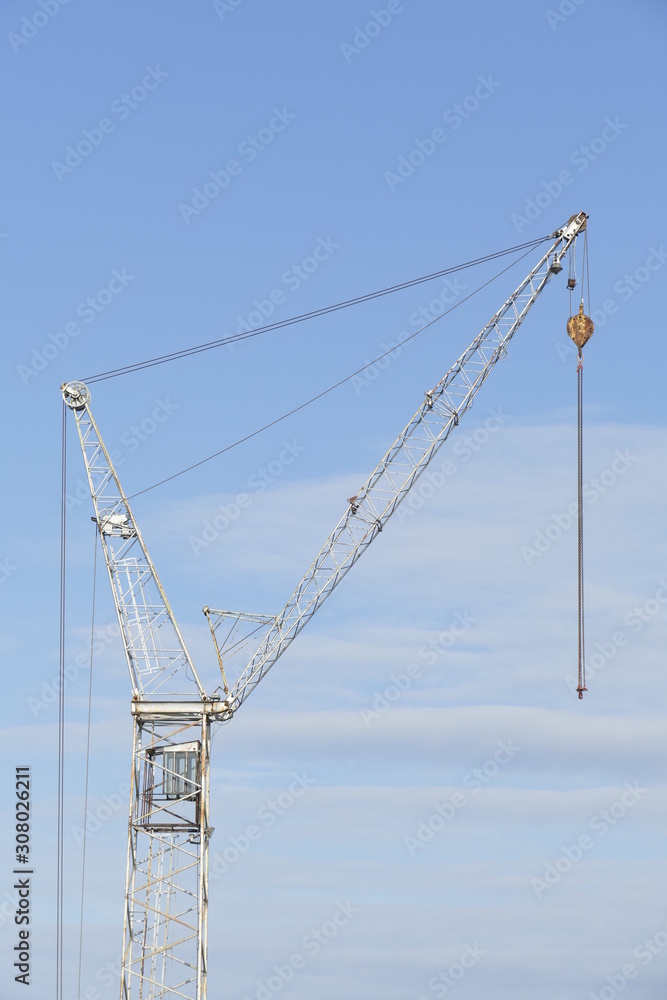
[
  {"left": 62, "top": 383, "right": 227, "bottom": 1000},
  {"left": 62, "top": 210, "right": 587, "bottom": 1000}
]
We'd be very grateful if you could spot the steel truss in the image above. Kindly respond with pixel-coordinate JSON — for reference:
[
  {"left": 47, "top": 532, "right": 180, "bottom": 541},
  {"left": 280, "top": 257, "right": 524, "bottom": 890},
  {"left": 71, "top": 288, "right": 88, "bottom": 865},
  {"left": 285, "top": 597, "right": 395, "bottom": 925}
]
[
  {"left": 217, "top": 212, "right": 589, "bottom": 710},
  {"left": 122, "top": 710, "right": 212, "bottom": 1000},
  {"left": 63, "top": 384, "right": 229, "bottom": 1000},
  {"left": 62, "top": 209, "right": 588, "bottom": 1000}
]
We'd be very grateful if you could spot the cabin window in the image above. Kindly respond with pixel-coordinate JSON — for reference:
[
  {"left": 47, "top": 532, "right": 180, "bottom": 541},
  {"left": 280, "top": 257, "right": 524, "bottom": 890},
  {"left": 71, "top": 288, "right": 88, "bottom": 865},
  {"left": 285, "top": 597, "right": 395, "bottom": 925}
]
[{"left": 163, "top": 749, "right": 198, "bottom": 800}]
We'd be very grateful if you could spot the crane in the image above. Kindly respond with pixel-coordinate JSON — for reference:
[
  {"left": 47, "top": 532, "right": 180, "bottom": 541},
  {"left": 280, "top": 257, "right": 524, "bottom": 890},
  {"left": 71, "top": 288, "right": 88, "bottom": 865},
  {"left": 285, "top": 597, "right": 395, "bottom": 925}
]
[{"left": 61, "top": 209, "right": 588, "bottom": 1000}]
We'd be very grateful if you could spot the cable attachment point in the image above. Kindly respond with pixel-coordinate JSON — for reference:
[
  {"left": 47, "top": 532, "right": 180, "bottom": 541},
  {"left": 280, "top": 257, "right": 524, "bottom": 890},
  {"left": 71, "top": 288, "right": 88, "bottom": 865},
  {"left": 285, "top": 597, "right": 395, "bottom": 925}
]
[{"left": 61, "top": 381, "right": 91, "bottom": 411}]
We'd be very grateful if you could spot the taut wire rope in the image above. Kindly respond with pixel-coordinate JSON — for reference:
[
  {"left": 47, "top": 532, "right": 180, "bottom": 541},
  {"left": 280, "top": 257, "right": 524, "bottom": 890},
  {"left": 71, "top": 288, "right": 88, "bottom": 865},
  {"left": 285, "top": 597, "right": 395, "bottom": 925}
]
[
  {"left": 83, "top": 236, "right": 551, "bottom": 384},
  {"left": 576, "top": 348, "right": 586, "bottom": 698},
  {"left": 126, "top": 243, "right": 540, "bottom": 500},
  {"left": 575, "top": 228, "right": 591, "bottom": 699},
  {"left": 76, "top": 528, "right": 98, "bottom": 997},
  {"left": 57, "top": 402, "right": 67, "bottom": 1000}
]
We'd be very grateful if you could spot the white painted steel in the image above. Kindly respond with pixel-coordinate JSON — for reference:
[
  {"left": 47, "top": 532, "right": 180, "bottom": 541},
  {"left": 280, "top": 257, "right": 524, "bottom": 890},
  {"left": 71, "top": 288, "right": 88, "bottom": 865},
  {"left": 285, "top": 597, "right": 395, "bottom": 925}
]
[
  {"left": 62, "top": 210, "right": 587, "bottom": 1000},
  {"left": 62, "top": 388, "right": 211, "bottom": 999},
  {"left": 225, "top": 213, "right": 588, "bottom": 712}
]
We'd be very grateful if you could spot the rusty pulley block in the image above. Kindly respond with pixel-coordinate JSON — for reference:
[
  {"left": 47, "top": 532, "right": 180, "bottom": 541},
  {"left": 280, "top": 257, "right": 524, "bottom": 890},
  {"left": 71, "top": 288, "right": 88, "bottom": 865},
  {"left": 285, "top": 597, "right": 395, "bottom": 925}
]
[{"left": 566, "top": 302, "right": 594, "bottom": 351}]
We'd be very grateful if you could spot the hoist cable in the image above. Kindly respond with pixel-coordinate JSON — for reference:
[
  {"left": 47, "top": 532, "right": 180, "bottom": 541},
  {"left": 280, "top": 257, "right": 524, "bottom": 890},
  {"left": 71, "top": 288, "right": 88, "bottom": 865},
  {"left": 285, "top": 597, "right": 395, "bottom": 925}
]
[
  {"left": 76, "top": 528, "right": 98, "bottom": 1000},
  {"left": 126, "top": 244, "right": 539, "bottom": 500},
  {"left": 576, "top": 354, "right": 586, "bottom": 698},
  {"left": 56, "top": 403, "right": 67, "bottom": 1000},
  {"left": 576, "top": 229, "right": 591, "bottom": 699},
  {"left": 83, "top": 236, "right": 551, "bottom": 384}
]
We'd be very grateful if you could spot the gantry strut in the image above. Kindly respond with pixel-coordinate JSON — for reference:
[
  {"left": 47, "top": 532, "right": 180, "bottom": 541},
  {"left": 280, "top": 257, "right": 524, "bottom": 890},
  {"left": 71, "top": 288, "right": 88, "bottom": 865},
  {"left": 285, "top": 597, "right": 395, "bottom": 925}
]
[{"left": 63, "top": 209, "right": 590, "bottom": 1000}]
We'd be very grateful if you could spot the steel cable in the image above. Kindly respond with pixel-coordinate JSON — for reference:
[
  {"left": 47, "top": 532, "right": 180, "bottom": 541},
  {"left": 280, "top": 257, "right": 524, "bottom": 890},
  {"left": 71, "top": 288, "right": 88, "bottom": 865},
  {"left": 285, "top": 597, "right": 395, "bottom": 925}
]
[
  {"left": 57, "top": 403, "right": 67, "bottom": 1000},
  {"left": 577, "top": 353, "right": 586, "bottom": 698},
  {"left": 576, "top": 226, "right": 591, "bottom": 698},
  {"left": 76, "top": 529, "right": 98, "bottom": 999},
  {"left": 126, "top": 244, "right": 540, "bottom": 500},
  {"left": 83, "top": 236, "right": 551, "bottom": 384}
]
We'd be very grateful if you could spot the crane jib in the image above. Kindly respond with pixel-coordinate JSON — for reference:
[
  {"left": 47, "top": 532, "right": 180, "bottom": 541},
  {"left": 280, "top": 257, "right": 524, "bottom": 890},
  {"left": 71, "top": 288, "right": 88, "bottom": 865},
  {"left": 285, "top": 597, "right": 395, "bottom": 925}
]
[
  {"left": 226, "top": 212, "right": 589, "bottom": 710},
  {"left": 60, "top": 210, "right": 588, "bottom": 1000}
]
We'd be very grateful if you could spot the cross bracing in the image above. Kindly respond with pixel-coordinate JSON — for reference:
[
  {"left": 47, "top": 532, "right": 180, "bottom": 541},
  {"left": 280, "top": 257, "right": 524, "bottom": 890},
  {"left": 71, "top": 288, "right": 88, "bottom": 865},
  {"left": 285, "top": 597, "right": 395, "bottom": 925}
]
[
  {"left": 61, "top": 209, "right": 589, "bottom": 1000},
  {"left": 225, "top": 213, "right": 588, "bottom": 711}
]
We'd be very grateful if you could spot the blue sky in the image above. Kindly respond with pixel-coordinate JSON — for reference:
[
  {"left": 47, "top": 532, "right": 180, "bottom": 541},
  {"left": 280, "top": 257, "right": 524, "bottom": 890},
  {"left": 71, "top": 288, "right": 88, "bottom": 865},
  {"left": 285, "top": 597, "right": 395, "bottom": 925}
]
[{"left": 2, "top": 1, "right": 667, "bottom": 998}]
